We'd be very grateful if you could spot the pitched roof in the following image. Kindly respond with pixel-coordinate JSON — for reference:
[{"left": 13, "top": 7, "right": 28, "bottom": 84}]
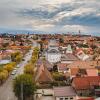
[
  {"left": 70, "top": 68, "right": 79, "bottom": 76},
  {"left": 57, "top": 63, "right": 68, "bottom": 71},
  {"left": 36, "top": 58, "right": 53, "bottom": 70},
  {"left": 72, "top": 76, "right": 100, "bottom": 90},
  {"left": 61, "top": 54, "right": 78, "bottom": 61},
  {"left": 54, "top": 86, "right": 76, "bottom": 97},
  {"left": 86, "top": 69, "right": 98, "bottom": 76},
  {"left": 68, "top": 61, "right": 100, "bottom": 69},
  {"left": 35, "top": 63, "right": 53, "bottom": 83}
]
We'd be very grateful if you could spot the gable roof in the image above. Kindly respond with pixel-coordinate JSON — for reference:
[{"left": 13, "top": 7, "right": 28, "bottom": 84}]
[
  {"left": 35, "top": 63, "right": 53, "bottom": 83},
  {"left": 68, "top": 61, "right": 100, "bottom": 69},
  {"left": 70, "top": 68, "right": 79, "bottom": 76},
  {"left": 36, "top": 58, "right": 53, "bottom": 70}
]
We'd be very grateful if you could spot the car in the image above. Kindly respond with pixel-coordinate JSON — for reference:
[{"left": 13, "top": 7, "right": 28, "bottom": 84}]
[
  {"left": 11, "top": 70, "right": 17, "bottom": 75},
  {"left": 11, "top": 71, "right": 16, "bottom": 75}
]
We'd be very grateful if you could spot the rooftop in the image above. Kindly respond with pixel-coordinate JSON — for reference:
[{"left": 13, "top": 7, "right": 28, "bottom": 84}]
[
  {"left": 67, "top": 61, "right": 100, "bottom": 69},
  {"left": 35, "top": 63, "right": 53, "bottom": 83},
  {"left": 72, "top": 76, "right": 100, "bottom": 90},
  {"left": 54, "top": 86, "right": 76, "bottom": 97}
]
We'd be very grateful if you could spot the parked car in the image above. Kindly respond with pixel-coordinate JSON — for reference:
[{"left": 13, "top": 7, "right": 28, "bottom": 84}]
[{"left": 11, "top": 70, "right": 17, "bottom": 75}]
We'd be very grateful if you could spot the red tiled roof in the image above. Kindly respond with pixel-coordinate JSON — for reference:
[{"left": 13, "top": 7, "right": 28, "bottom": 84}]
[
  {"left": 67, "top": 61, "right": 100, "bottom": 69},
  {"left": 70, "top": 68, "right": 79, "bottom": 76},
  {"left": 9, "top": 46, "right": 30, "bottom": 49},
  {"left": 78, "top": 97, "right": 94, "bottom": 100},
  {"left": 72, "top": 76, "right": 100, "bottom": 90},
  {"left": 35, "top": 64, "right": 53, "bottom": 83}
]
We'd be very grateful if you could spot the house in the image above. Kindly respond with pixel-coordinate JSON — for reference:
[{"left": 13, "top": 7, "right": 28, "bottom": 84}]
[
  {"left": 70, "top": 68, "right": 79, "bottom": 78},
  {"left": 35, "top": 63, "right": 53, "bottom": 85},
  {"left": 36, "top": 58, "right": 53, "bottom": 71},
  {"left": 86, "top": 69, "right": 98, "bottom": 76},
  {"left": 57, "top": 63, "right": 68, "bottom": 73},
  {"left": 76, "top": 48, "right": 89, "bottom": 61},
  {"left": 67, "top": 61, "right": 100, "bottom": 69},
  {"left": 0, "top": 50, "right": 11, "bottom": 60},
  {"left": 53, "top": 86, "right": 77, "bottom": 100},
  {"left": 70, "top": 68, "right": 87, "bottom": 79},
  {"left": 72, "top": 76, "right": 100, "bottom": 96}
]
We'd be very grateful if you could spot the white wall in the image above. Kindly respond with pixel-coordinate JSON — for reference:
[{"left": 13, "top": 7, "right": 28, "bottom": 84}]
[
  {"left": 56, "top": 96, "right": 76, "bottom": 100},
  {"left": 46, "top": 53, "right": 61, "bottom": 63}
]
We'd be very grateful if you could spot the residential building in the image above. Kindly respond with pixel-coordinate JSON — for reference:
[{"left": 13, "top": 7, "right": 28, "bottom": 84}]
[
  {"left": 35, "top": 63, "right": 53, "bottom": 85},
  {"left": 72, "top": 76, "right": 100, "bottom": 96},
  {"left": 53, "top": 86, "right": 77, "bottom": 100}
]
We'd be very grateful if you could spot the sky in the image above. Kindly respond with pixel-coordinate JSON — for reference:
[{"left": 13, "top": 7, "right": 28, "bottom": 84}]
[{"left": 0, "top": 0, "right": 100, "bottom": 36}]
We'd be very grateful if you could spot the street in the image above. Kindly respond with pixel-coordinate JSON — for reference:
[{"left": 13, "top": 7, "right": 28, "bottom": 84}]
[{"left": 0, "top": 49, "right": 33, "bottom": 100}]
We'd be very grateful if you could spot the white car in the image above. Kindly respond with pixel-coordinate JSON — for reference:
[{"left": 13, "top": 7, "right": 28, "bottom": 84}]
[{"left": 11, "top": 70, "right": 17, "bottom": 75}]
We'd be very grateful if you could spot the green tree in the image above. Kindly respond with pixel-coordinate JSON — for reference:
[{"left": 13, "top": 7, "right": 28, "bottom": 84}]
[
  {"left": 11, "top": 52, "right": 22, "bottom": 63},
  {"left": 4, "top": 62, "right": 16, "bottom": 73},
  {"left": 52, "top": 72, "right": 66, "bottom": 81},
  {"left": 24, "top": 64, "right": 34, "bottom": 75},
  {"left": 33, "top": 47, "right": 39, "bottom": 56},
  {"left": 0, "top": 70, "right": 8, "bottom": 84},
  {"left": 34, "top": 47, "right": 39, "bottom": 53},
  {"left": 31, "top": 56, "right": 37, "bottom": 64},
  {"left": 4, "top": 64, "right": 13, "bottom": 73},
  {"left": 13, "top": 74, "right": 36, "bottom": 100},
  {"left": 15, "top": 55, "right": 22, "bottom": 63},
  {"left": 0, "top": 67, "right": 3, "bottom": 72}
]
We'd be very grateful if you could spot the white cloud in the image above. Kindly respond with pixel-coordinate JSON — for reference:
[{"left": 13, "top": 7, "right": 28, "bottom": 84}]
[
  {"left": 43, "top": 0, "right": 72, "bottom": 4},
  {"left": 54, "top": 7, "right": 96, "bottom": 22},
  {"left": 0, "top": 0, "right": 100, "bottom": 34}
]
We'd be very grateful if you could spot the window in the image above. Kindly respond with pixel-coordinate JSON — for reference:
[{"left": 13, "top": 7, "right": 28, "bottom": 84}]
[
  {"left": 60, "top": 98, "right": 63, "bottom": 100},
  {"left": 65, "top": 98, "right": 68, "bottom": 100},
  {"left": 70, "top": 97, "right": 73, "bottom": 100}
]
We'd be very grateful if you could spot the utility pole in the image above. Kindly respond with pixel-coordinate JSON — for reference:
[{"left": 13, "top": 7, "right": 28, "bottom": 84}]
[{"left": 21, "top": 83, "right": 23, "bottom": 100}]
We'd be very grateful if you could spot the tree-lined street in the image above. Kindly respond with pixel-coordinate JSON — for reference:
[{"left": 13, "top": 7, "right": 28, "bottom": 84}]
[{"left": 0, "top": 49, "right": 33, "bottom": 100}]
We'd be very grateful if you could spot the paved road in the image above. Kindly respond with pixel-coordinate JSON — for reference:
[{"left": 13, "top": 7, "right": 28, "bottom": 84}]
[{"left": 0, "top": 49, "right": 33, "bottom": 100}]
